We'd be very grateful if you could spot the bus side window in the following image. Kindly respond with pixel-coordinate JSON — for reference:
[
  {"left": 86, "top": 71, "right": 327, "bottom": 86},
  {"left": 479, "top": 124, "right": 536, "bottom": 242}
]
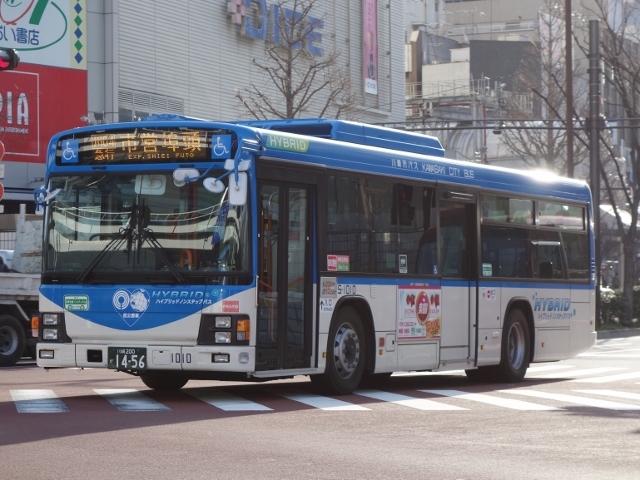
[{"left": 539, "top": 261, "right": 553, "bottom": 279}]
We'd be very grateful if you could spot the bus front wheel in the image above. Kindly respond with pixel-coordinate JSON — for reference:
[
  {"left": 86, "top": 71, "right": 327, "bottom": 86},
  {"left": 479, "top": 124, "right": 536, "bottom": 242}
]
[
  {"left": 140, "top": 371, "right": 189, "bottom": 391},
  {"left": 496, "top": 309, "right": 530, "bottom": 382},
  {"left": 313, "top": 306, "right": 366, "bottom": 395}
]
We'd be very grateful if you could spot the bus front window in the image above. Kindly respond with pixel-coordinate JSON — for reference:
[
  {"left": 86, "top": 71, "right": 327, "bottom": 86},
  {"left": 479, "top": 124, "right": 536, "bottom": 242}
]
[{"left": 42, "top": 172, "right": 249, "bottom": 283}]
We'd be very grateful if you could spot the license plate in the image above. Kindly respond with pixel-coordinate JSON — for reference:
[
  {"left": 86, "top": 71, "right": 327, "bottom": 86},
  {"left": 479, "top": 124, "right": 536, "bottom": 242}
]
[{"left": 108, "top": 347, "right": 147, "bottom": 371}]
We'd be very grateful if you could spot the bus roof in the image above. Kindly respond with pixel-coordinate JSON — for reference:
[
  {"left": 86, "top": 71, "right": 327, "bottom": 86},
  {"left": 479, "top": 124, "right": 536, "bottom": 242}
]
[
  {"left": 253, "top": 127, "right": 592, "bottom": 204},
  {"left": 46, "top": 117, "right": 590, "bottom": 204},
  {"left": 237, "top": 118, "right": 446, "bottom": 158}
]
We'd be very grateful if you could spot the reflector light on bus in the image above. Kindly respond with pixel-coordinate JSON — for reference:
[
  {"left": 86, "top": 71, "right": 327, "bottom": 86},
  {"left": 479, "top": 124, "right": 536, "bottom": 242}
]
[{"left": 39, "top": 350, "right": 54, "bottom": 359}]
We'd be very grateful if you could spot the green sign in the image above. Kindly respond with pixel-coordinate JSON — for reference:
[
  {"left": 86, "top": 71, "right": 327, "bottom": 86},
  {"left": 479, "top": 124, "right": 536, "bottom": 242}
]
[
  {"left": 482, "top": 263, "right": 493, "bottom": 277},
  {"left": 266, "top": 133, "right": 309, "bottom": 153},
  {"left": 64, "top": 294, "right": 89, "bottom": 311}
]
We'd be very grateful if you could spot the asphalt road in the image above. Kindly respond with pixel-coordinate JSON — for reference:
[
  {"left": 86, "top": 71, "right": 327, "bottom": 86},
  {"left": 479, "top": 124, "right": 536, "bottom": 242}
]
[{"left": 2, "top": 335, "right": 640, "bottom": 480}]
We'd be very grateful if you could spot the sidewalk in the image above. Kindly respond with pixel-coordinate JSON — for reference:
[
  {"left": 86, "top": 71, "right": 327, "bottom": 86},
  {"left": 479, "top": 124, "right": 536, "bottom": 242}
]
[{"left": 597, "top": 328, "right": 640, "bottom": 339}]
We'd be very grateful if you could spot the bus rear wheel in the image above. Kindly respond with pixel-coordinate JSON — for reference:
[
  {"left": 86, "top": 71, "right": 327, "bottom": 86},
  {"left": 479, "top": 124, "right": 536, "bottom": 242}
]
[
  {"left": 496, "top": 309, "right": 530, "bottom": 382},
  {"left": 140, "top": 371, "right": 189, "bottom": 391},
  {"left": 314, "top": 306, "right": 366, "bottom": 395}
]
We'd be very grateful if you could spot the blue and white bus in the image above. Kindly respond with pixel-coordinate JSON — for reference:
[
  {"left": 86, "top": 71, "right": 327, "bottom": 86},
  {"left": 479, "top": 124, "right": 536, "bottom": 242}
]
[{"left": 35, "top": 116, "right": 596, "bottom": 394}]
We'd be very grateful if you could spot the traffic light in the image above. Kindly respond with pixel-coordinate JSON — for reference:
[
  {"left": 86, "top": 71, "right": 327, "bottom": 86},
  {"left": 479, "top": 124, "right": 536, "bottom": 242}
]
[{"left": 0, "top": 47, "right": 19, "bottom": 71}]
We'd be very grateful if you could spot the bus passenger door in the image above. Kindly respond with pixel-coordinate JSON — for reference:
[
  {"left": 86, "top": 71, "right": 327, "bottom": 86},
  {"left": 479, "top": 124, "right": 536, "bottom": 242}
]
[
  {"left": 438, "top": 191, "right": 477, "bottom": 366},
  {"left": 256, "top": 174, "right": 314, "bottom": 371}
]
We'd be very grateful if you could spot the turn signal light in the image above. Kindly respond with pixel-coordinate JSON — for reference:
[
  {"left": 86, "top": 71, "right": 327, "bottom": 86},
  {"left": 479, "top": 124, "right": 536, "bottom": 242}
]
[
  {"left": 236, "top": 318, "right": 249, "bottom": 341},
  {"left": 31, "top": 316, "right": 39, "bottom": 338}
]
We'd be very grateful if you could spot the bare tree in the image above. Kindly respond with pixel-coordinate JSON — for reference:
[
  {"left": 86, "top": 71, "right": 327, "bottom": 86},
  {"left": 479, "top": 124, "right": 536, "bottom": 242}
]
[
  {"left": 500, "top": 4, "right": 589, "bottom": 175},
  {"left": 500, "top": 0, "right": 640, "bottom": 325},
  {"left": 236, "top": 0, "right": 358, "bottom": 120},
  {"left": 573, "top": 0, "right": 640, "bottom": 326}
]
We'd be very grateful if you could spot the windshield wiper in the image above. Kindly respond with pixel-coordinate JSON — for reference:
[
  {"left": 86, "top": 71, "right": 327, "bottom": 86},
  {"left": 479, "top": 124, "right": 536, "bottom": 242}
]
[
  {"left": 138, "top": 228, "right": 186, "bottom": 284},
  {"left": 130, "top": 201, "right": 186, "bottom": 284},
  {"left": 76, "top": 226, "right": 132, "bottom": 283}
]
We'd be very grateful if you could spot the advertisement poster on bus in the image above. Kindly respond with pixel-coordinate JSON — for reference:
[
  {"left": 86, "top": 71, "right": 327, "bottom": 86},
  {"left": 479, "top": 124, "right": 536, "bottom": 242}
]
[
  {"left": 0, "top": 0, "right": 87, "bottom": 164},
  {"left": 398, "top": 285, "right": 441, "bottom": 340}
]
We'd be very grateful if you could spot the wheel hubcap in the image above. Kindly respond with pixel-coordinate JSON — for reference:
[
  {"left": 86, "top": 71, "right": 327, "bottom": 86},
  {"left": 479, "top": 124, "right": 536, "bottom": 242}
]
[
  {"left": 333, "top": 322, "right": 361, "bottom": 379},
  {"left": 507, "top": 322, "right": 525, "bottom": 370}
]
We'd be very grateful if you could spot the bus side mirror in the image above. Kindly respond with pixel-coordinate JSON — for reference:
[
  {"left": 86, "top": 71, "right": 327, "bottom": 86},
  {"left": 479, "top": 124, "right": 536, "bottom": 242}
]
[
  {"left": 229, "top": 172, "right": 247, "bottom": 206},
  {"left": 0, "top": 48, "right": 19, "bottom": 71}
]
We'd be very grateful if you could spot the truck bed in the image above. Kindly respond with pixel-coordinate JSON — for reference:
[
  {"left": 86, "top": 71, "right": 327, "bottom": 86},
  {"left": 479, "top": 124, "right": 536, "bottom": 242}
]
[{"left": 0, "top": 273, "right": 40, "bottom": 300}]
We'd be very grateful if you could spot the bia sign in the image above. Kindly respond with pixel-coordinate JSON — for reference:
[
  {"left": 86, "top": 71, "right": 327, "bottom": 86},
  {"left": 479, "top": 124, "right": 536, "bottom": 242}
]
[{"left": 227, "top": 0, "right": 324, "bottom": 56}]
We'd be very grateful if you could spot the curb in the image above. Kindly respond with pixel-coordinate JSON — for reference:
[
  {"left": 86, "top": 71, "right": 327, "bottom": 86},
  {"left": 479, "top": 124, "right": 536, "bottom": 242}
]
[{"left": 597, "top": 328, "right": 640, "bottom": 339}]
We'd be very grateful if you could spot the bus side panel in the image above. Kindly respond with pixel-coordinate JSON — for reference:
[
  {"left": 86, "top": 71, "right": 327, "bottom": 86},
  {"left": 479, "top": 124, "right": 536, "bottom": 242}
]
[
  {"left": 569, "top": 284, "right": 597, "bottom": 357},
  {"left": 476, "top": 282, "right": 502, "bottom": 367}
]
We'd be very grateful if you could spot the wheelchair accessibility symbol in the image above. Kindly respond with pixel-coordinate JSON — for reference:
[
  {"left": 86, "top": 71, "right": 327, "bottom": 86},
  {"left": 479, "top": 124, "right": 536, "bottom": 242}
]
[
  {"left": 211, "top": 135, "right": 231, "bottom": 159},
  {"left": 61, "top": 140, "right": 79, "bottom": 163}
]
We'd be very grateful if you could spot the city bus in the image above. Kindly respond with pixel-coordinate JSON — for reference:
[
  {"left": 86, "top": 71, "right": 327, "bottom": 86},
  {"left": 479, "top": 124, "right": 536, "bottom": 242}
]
[{"left": 35, "top": 116, "right": 596, "bottom": 394}]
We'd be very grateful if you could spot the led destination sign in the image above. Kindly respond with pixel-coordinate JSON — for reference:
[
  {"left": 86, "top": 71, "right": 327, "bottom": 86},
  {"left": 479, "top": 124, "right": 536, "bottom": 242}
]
[{"left": 57, "top": 128, "right": 235, "bottom": 164}]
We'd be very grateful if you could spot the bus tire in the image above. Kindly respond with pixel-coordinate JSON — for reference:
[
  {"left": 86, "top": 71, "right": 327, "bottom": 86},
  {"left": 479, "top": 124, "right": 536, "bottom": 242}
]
[
  {"left": 140, "top": 371, "right": 189, "bottom": 391},
  {"left": 322, "top": 306, "right": 366, "bottom": 395},
  {"left": 496, "top": 309, "right": 530, "bottom": 383},
  {"left": 0, "top": 314, "right": 25, "bottom": 367}
]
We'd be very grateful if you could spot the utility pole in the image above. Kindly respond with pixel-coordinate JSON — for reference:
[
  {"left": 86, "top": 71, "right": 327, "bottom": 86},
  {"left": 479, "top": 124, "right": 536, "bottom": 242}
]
[
  {"left": 589, "top": 19, "right": 601, "bottom": 327},
  {"left": 565, "top": 0, "right": 574, "bottom": 177}
]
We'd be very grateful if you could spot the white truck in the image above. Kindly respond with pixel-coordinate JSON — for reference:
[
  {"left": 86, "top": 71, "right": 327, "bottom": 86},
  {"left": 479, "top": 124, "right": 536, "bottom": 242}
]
[{"left": 0, "top": 205, "right": 42, "bottom": 367}]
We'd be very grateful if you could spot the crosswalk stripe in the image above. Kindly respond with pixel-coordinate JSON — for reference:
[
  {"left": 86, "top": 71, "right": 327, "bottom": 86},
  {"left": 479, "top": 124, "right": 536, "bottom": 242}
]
[
  {"left": 420, "top": 389, "right": 561, "bottom": 411},
  {"left": 94, "top": 389, "right": 171, "bottom": 412},
  {"left": 530, "top": 367, "right": 625, "bottom": 379},
  {"left": 392, "top": 370, "right": 465, "bottom": 377},
  {"left": 578, "top": 348, "right": 640, "bottom": 358},
  {"left": 355, "top": 389, "right": 467, "bottom": 410},
  {"left": 526, "top": 365, "right": 575, "bottom": 373},
  {"left": 10, "top": 389, "right": 69, "bottom": 413},
  {"left": 278, "top": 391, "right": 370, "bottom": 410},
  {"left": 570, "top": 371, "right": 640, "bottom": 383},
  {"left": 188, "top": 389, "right": 272, "bottom": 411},
  {"left": 499, "top": 389, "right": 640, "bottom": 410},
  {"left": 575, "top": 390, "right": 640, "bottom": 401}
]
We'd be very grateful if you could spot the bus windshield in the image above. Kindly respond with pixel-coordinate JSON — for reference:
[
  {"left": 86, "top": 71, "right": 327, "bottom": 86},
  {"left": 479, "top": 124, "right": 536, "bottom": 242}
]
[{"left": 43, "top": 171, "right": 249, "bottom": 283}]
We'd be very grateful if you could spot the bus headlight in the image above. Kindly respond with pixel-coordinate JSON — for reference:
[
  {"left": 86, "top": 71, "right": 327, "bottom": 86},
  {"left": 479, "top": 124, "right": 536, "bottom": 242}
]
[
  {"left": 215, "top": 331, "right": 231, "bottom": 344},
  {"left": 215, "top": 316, "right": 232, "bottom": 328},
  {"left": 42, "top": 313, "right": 60, "bottom": 325},
  {"left": 43, "top": 328, "right": 59, "bottom": 340}
]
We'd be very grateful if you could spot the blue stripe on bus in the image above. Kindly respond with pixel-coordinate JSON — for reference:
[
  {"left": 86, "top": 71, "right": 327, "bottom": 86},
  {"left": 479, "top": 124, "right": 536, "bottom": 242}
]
[{"left": 333, "top": 277, "right": 592, "bottom": 291}]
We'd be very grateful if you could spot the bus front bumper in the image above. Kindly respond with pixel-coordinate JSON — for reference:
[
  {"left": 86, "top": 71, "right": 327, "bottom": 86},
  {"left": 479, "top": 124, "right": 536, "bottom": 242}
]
[{"left": 36, "top": 343, "right": 256, "bottom": 373}]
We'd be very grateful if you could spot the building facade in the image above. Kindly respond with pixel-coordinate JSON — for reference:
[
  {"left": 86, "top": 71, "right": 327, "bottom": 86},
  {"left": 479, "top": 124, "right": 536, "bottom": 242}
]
[
  {"left": 90, "top": 0, "right": 406, "bottom": 125},
  {"left": 0, "top": 0, "right": 407, "bottom": 209}
]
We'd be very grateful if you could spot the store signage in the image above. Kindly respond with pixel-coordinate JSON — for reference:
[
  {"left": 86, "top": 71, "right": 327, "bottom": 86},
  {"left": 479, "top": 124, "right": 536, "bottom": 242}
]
[{"left": 227, "top": 0, "right": 323, "bottom": 56}]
